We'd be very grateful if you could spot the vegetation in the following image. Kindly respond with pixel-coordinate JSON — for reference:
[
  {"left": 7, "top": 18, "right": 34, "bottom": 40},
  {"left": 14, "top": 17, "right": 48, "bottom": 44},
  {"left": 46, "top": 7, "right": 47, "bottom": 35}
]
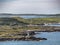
[{"left": 0, "top": 15, "right": 60, "bottom": 38}]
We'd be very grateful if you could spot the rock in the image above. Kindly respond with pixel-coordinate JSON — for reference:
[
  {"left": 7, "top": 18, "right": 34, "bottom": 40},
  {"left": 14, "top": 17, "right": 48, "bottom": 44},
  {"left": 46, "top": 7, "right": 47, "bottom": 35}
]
[{"left": 0, "top": 37, "right": 47, "bottom": 41}]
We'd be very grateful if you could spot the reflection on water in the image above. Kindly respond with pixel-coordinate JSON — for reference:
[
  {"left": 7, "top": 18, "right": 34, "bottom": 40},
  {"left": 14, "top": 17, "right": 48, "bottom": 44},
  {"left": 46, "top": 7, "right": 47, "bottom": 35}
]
[{"left": 0, "top": 32, "right": 60, "bottom": 45}]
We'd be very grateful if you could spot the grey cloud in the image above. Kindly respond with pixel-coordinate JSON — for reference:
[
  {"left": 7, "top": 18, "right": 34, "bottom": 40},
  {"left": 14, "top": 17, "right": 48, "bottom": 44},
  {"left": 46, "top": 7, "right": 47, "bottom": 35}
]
[{"left": 0, "top": 0, "right": 60, "bottom": 14}]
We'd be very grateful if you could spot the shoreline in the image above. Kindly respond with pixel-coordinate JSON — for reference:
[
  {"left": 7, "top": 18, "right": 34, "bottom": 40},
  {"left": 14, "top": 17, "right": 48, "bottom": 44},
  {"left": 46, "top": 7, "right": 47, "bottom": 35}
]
[
  {"left": 0, "top": 31, "right": 59, "bottom": 41},
  {"left": 0, "top": 37, "right": 47, "bottom": 41}
]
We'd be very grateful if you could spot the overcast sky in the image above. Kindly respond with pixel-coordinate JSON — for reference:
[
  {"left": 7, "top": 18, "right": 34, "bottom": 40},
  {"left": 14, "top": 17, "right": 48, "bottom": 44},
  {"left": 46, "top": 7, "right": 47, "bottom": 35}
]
[{"left": 0, "top": 0, "right": 60, "bottom": 14}]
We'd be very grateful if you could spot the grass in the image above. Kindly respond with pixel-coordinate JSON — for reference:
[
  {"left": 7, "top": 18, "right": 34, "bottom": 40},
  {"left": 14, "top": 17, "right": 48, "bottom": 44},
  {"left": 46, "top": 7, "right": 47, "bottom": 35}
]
[{"left": 0, "top": 17, "right": 60, "bottom": 38}]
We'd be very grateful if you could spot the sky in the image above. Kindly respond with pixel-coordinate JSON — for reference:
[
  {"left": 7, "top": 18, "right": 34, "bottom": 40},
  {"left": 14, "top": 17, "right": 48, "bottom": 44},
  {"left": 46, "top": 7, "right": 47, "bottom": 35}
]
[{"left": 0, "top": 0, "right": 60, "bottom": 14}]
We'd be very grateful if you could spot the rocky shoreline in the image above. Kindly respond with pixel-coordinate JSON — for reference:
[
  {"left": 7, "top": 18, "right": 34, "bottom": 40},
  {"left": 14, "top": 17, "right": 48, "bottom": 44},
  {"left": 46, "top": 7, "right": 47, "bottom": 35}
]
[
  {"left": 0, "top": 30, "right": 47, "bottom": 41},
  {"left": 0, "top": 37, "right": 47, "bottom": 41},
  {"left": 0, "top": 26, "right": 60, "bottom": 41}
]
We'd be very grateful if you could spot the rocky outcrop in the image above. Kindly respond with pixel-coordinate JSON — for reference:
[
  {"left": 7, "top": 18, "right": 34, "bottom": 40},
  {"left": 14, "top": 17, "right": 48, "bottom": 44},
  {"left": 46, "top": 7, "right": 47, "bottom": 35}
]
[{"left": 0, "top": 37, "right": 47, "bottom": 41}]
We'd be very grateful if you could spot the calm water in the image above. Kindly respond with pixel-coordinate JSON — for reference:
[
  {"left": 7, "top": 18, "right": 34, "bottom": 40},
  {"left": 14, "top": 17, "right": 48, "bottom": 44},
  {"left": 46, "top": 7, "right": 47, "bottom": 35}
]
[
  {"left": 0, "top": 32, "right": 60, "bottom": 45},
  {"left": 44, "top": 24, "right": 60, "bottom": 26}
]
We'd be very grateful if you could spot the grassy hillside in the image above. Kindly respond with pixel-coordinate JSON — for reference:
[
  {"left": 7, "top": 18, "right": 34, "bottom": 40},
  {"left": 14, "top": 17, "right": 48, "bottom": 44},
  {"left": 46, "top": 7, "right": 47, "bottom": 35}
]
[
  {"left": 0, "top": 16, "right": 60, "bottom": 38},
  {"left": 0, "top": 17, "right": 29, "bottom": 26},
  {"left": 0, "top": 17, "right": 60, "bottom": 25},
  {"left": 29, "top": 17, "right": 60, "bottom": 24}
]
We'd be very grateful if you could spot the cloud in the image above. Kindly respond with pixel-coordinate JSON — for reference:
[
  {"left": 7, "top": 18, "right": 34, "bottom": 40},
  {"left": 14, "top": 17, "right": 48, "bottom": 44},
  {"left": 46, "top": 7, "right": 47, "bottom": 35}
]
[
  {"left": 0, "top": 0, "right": 60, "bottom": 14},
  {"left": 0, "top": 0, "right": 15, "bottom": 2}
]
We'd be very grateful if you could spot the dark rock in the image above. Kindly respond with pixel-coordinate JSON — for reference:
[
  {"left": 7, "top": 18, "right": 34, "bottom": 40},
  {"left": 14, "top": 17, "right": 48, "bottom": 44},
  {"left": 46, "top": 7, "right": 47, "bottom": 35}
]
[{"left": 0, "top": 37, "right": 47, "bottom": 41}]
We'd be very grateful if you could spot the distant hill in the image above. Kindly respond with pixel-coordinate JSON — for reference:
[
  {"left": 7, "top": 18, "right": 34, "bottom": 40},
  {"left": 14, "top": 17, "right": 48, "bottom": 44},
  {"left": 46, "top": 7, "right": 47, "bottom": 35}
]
[{"left": 0, "top": 13, "right": 60, "bottom": 16}]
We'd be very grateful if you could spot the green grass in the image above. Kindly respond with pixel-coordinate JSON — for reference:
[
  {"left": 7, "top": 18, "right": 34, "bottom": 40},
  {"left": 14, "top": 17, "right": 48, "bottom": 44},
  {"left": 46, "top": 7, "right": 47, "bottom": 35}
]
[{"left": 0, "top": 17, "right": 60, "bottom": 38}]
